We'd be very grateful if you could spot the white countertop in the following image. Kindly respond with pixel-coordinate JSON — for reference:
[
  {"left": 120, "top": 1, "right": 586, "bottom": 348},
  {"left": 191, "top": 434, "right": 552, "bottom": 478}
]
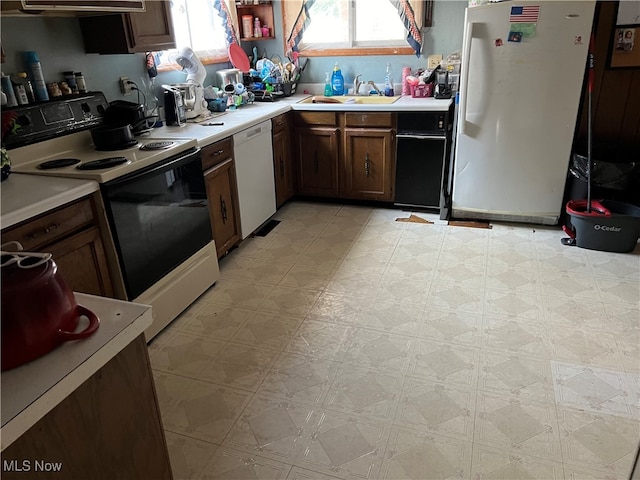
[
  {"left": 144, "top": 93, "right": 453, "bottom": 147},
  {"left": 1, "top": 174, "right": 99, "bottom": 229},
  {"left": 0, "top": 294, "right": 152, "bottom": 451}
]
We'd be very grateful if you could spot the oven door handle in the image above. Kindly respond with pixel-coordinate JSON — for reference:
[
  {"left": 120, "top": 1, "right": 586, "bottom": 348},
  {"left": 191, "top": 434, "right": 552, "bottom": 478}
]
[
  {"left": 396, "top": 134, "right": 446, "bottom": 140},
  {"left": 103, "top": 147, "right": 201, "bottom": 187}
]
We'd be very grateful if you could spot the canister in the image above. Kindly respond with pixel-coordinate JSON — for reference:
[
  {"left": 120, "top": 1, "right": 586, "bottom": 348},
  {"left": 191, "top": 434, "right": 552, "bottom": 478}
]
[{"left": 242, "top": 15, "right": 253, "bottom": 38}]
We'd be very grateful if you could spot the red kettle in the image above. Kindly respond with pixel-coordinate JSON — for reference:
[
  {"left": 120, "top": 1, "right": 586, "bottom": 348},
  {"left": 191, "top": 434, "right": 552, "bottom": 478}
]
[{"left": 1, "top": 243, "right": 100, "bottom": 371}]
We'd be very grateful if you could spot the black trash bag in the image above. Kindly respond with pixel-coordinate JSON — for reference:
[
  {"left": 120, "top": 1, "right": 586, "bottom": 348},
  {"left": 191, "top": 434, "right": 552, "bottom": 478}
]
[{"left": 570, "top": 154, "right": 636, "bottom": 190}]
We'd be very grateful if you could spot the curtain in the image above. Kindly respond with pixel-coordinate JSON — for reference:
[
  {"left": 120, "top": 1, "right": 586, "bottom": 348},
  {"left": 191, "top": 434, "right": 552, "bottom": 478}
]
[
  {"left": 283, "top": 0, "right": 424, "bottom": 55},
  {"left": 214, "top": 0, "right": 240, "bottom": 46},
  {"left": 389, "top": 0, "right": 423, "bottom": 57}
]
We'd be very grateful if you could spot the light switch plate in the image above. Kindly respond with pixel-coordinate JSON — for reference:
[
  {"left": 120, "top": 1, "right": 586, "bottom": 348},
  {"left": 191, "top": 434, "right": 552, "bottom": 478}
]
[{"left": 428, "top": 55, "right": 443, "bottom": 70}]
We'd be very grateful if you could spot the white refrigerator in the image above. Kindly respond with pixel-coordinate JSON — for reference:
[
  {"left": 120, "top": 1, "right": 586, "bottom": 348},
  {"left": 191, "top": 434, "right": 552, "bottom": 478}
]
[{"left": 452, "top": 0, "right": 595, "bottom": 225}]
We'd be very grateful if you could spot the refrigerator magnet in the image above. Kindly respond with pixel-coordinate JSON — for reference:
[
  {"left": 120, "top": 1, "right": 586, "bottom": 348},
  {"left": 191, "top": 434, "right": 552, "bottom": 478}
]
[
  {"left": 508, "top": 31, "right": 523, "bottom": 43},
  {"left": 495, "top": 38, "right": 504, "bottom": 47}
]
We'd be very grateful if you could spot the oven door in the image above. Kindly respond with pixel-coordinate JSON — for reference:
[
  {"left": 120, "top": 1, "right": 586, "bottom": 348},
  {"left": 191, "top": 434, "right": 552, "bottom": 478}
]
[{"left": 101, "top": 148, "right": 212, "bottom": 299}]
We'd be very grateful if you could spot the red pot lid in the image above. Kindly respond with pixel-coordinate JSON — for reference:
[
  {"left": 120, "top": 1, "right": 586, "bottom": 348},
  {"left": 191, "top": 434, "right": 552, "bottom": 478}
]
[{"left": 228, "top": 44, "right": 251, "bottom": 72}]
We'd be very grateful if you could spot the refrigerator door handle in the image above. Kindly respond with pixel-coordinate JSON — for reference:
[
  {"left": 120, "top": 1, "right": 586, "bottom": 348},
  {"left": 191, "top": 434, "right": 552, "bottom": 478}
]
[{"left": 459, "top": 20, "right": 475, "bottom": 135}]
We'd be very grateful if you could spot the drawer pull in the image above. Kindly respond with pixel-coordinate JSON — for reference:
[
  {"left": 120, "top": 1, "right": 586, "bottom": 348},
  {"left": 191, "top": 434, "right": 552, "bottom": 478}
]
[
  {"left": 364, "top": 153, "right": 371, "bottom": 177},
  {"left": 213, "top": 149, "right": 225, "bottom": 156},
  {"left": 28, "top": 223, "right": 60, "bottom": 239}
]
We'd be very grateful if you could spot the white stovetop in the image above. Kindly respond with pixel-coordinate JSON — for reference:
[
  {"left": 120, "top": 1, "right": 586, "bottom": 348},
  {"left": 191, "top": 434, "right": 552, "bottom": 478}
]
[{"left": 0, "top": 293, "right": 152, "bottom": 451}]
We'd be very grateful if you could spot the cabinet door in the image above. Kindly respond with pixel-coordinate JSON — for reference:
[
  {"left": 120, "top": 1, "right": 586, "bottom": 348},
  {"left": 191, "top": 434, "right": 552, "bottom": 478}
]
[
  {"left": 48, "top": 227, "right": 115, "bottom": 298},
  {"left": 295, "top": 127, "right": 339, "bottom": 197},
  {"left": 205, "top": 158, "right": 242, "bottom": 258},
  {"left": 272, "top": 128, "right": 294, "bottom": 208},
  {"left": 343, "top": 129, "right": 395, "bottom": 201},
  {"left": 126, "top": 0, "right": 175, "bottom": 52}
]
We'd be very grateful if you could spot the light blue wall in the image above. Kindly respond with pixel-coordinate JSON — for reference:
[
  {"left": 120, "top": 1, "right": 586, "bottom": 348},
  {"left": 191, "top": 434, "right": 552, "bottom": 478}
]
[{"left": 0, "top": 1, "right": 466, "bottom": 102}]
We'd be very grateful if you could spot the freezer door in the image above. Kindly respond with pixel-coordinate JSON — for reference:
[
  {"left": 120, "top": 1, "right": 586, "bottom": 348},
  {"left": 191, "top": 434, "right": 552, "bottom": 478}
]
[{"left": 452, "top": 0, "right": 595, "bottom": 225}]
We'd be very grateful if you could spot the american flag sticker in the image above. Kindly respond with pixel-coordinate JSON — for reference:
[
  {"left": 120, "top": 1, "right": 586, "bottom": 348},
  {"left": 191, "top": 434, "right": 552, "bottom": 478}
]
[{"left": 510, "top": 5, "right": 540, "bottom": 23}]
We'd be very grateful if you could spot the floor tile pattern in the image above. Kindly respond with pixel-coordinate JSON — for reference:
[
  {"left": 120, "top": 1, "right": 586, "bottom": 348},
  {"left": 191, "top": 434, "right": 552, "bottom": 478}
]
[{"left": 149, "top": 202, "right": 640, "bottom": 479}]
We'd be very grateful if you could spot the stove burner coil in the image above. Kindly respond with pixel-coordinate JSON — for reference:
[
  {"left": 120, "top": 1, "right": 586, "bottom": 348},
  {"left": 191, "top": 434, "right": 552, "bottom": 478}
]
[
  {"left": 140, "top": 141, "right": 175, "bottom": 151},
  {"left": 77, "top": 157, "right": 129, "bottom": 170},
  {"left": 37, "top": 158, "right": 81, "bottom": 169}
]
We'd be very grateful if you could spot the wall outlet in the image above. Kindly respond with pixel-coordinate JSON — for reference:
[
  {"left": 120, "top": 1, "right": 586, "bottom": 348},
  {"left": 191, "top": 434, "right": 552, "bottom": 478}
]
[{"left": 119, "top": 76, "right": 133, "bottom": 95}]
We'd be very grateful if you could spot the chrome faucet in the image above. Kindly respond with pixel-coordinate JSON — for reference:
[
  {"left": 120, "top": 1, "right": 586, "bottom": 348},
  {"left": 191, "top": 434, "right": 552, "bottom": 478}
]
[
  {"left": 367, "top": 80, "right": 383, "bottom": 96},
  {"left": 354, "top": 74, "right": 363, "bottom": 95}
]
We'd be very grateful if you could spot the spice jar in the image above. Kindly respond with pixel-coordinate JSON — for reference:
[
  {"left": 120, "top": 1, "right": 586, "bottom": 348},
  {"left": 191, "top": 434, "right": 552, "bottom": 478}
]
[{"left": 74, "top": 72, "right": 87, "bottom": 93}]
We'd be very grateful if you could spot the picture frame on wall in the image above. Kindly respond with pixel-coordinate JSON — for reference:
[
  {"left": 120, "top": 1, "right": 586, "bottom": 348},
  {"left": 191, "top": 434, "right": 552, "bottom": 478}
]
[{"left": 608, "top": 1, "right": 640, "bottom": 68}]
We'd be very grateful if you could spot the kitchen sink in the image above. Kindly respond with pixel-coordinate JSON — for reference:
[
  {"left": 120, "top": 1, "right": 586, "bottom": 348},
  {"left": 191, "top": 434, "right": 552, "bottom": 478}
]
[{"left": 299, "top": 95, "right": 400, "bottom": 105}]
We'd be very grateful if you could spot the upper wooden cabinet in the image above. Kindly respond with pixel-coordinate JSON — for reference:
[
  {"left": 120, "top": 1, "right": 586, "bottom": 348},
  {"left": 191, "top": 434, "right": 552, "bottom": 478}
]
[
  {"left": 79, "top": 0, "right": 175, "bottom": 54},
  {"left": 235, "top": 1, "right": 275, "bottom": 40},
  {"left": 2, "top": 0, "right": 144, "bottom": 13}
]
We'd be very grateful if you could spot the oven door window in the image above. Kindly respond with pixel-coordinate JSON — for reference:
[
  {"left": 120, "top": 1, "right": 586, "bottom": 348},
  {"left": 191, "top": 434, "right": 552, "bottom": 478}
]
[{"left": 103, "top": 151, "right": 212, "bottom": 299}]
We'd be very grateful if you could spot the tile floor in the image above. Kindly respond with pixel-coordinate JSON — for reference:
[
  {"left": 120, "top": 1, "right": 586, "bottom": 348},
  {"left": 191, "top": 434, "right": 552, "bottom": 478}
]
[{"left": 149, "top": 201, "right": 640, "bottom": 480}]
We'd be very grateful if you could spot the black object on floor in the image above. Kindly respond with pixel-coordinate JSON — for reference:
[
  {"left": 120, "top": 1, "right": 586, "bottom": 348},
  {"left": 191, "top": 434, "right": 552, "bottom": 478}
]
[{"left": 254, "top": 219, "right": 280, "bottom": 237}]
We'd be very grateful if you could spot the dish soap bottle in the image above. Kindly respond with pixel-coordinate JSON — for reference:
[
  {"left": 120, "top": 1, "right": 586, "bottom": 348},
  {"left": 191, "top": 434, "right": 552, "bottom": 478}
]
[
  {"left": 384, "top": 62, "right": 394, "bottom": 97},
  {"left": 324, "top": 72, "right": 333, "bottom": 97},
  {"left": 331, "top": 62, "right": 344, "bottom": 96}
]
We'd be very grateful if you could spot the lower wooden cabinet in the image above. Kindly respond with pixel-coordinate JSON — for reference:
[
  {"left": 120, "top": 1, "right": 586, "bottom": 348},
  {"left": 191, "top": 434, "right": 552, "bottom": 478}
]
[
  {"left": 1, "top": 195, "right": 115, "bottom": 297},
  {"left": 202, "top": 139, "right": 241, "bottom": 258},
  {"left": 0, "top": 335, "right": 173, "bottom": 480},
  {"left": 342, "top": 128, "right": 395, "bottom": 201},
  {"left": 294, "top": 127, "right": 340, "bottom": 197},
  {"left": 272, "top": 113, "right": 294, "bottom": 208}
]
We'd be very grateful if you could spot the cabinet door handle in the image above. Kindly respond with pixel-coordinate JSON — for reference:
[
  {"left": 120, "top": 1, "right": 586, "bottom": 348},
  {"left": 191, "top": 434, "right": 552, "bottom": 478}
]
[
  {"left": 313, "top": 152, "right": 319, "bottom": 174},
  {"left": 280, "top": 157, "right": 285, "bottom": 178},
  {"left": 364, "top": 153, "right": 371, "bottom": 178},
  {"left": 28, "top": 223, "right": 60, "bottom": 239},
  {"left": 213, "top": 149, "right": 225, "bottom": 156},
  {"left": 220, "top": 196, "right": 228, "bottom": 223}
]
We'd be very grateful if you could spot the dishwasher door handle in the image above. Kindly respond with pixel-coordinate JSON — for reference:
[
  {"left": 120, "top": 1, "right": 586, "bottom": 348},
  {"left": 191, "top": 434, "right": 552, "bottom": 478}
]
[{"left": 396, "top": 134, "right": 446, "bottom": 140}]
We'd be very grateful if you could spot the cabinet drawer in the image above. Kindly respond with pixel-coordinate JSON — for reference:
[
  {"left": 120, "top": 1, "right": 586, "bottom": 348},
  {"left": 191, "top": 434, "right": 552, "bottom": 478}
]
[
  {"left": 3, "top": 198, "right": 95, "bottom": 252},
  {"left": 345, "top": 112, "right": 395, "bottom": 128},
  {"left": 294, "top": 112, "right": 338, "bottom": 127},
  {"left": 201, "top": 137, "right": 234, "bottom": 170},
  {"left": 272, "top": 113, "right": 290, "bottom": 133}
]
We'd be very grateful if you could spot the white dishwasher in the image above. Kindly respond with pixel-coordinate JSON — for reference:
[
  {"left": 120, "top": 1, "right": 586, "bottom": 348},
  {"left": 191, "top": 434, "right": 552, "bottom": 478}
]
[{"left": 233, "top": 120, "right": 277, "bottom": 239}]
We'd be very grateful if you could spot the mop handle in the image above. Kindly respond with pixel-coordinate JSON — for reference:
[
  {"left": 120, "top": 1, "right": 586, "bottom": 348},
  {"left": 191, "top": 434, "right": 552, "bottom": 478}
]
[{"left": 587, "top": 33, "right": 595, "bottom": 213}]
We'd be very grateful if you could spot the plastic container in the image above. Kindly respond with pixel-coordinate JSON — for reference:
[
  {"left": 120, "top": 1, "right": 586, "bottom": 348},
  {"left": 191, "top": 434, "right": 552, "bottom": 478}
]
[
  {"left": 253, "top": 17, "right": 262, "bottom": 37},
  {"left": 401, "top": 67, "right": 411, "bottom": 96},
  {"left": 324, "top": 72, "right": 332, "bottom": 96},
  {"left": 74, "top": 72, "right": 87, "bottom": 93},
  {"left": 242, "top": 15, "right": 253, "bottom": 38},
  {"left": 64, "top": 71, "right": 78, "bottom": 93},
  {"left": 23, "top": 51, "right": 49, "bottom": 102},
  {"left": 17, "top": 72, "right": 35, "bottom": 103},
  {"left": 1, "top": 74, "right": 18, "bottom": 107},
  {"left": 12, "top": 75, "right": 29, "bottom": 105},
  {"left": 384, "top": 62, "right": 394, "bottom": 96},
  {"left": 410, "top": 83, "right": 433, "bottom": 98},
  {"left": 331, "top": 62, "right": 344, "bottom": 96},
  {"left": 566, "top": 199, "right": 640, "bottom": 253}
]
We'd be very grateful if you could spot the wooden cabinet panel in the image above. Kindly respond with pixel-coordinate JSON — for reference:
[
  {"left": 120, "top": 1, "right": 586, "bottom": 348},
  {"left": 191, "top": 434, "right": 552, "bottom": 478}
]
[
  {"left": 343, "top": 129, "right": 395, "bottom": 201},
  {"left": 295, "top": 127, "right": 339, "bottom": 197},
  {"left": 344, "top": 112, "right": 395, "bottom": 128},
  {"left": 201, "top": 137, "right": 234, "bottom": 171},
  {"left": 204, "top": 158, "right": 241, "bottom": 258},
  {"left": 20, "top": 0, "right": 144, "bottom": 11},
  {"left": 1, "top": 335, "right": 172, "bottom": 480},
  {"left": 293, "top": 112, "right": 337, "bottom": 126},
  {"left": 79, "top": 0, "right": 175, "bottom": 54},
  {"left": 272, "top": 113, "right": 294, "bottom": 208},
  {"left": 1, "top": 196, "right": 115, "bottom": 298},
  {"left": 48, "top": 226, "right": 114, "bottom": 297}
]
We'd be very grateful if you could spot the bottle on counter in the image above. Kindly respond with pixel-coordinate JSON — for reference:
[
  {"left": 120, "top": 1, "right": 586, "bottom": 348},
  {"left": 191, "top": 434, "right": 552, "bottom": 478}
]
[
  {"left": 384, "top": 62, "right": 394, "bottom": 97},
  {"left": 324, "top": 72, "right": 333, "bottom": 96},
  {"left": 23, "top": 51, "right": 49, "bottom": 102},
  {"left": 331, "top": 62, "right": 344, "bottom": 96},
  {"left": 1, "top": 73, "right": 18, "bottom": 107},
  {"left": 74, "top": 72, "right": 87, "bottom": 93},
  {"left": 64, "top": 71, "right": 79, "bottom": 94},
  {"left": 12, "top": 75, "right": 29, "bottom": 105},
  {"left": 17, "top": 72, "right": 35, "bottom": 103}
]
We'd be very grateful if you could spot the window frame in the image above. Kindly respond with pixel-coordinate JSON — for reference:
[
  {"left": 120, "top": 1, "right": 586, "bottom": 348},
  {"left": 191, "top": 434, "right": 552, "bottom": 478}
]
[{"left": 281, "top": 0, "right": 428, "bottom": 58}]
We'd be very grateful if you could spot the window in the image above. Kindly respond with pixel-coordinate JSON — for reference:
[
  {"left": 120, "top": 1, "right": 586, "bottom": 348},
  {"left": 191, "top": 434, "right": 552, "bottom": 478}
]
[
  {"left": 302, "top": 0, "right": 406, "bottom": 49},
  {"left": 158, "top": 0, "right": 233, "bottom": 68},
  {"left": 283, "top": 0, "right": 425, "bottom": 56}
]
